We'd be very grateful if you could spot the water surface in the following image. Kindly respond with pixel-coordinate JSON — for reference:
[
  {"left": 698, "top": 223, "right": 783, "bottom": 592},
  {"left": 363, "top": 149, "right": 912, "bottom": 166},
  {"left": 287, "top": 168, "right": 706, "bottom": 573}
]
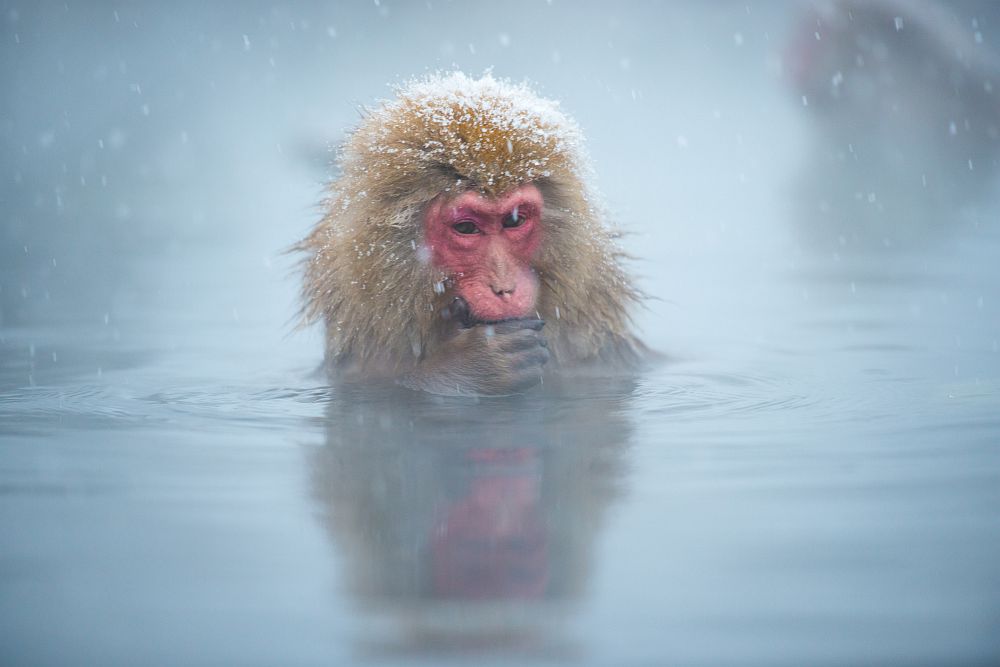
[{"left": 2, "top": 2, "right": 1000, "bottom": 665}]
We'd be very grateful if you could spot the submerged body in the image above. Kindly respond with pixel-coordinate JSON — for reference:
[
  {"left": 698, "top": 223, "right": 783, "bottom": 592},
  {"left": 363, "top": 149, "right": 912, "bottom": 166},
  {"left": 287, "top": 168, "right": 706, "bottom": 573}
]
[{"left": 298, "top": 73, "right": 642, "bottom": 396}]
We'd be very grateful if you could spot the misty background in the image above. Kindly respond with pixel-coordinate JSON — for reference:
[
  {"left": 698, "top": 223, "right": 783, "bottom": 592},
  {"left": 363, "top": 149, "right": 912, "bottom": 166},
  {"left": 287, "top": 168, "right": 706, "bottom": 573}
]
[{"left": 2, "top": 2, "right": 1000, "bottom": 666}]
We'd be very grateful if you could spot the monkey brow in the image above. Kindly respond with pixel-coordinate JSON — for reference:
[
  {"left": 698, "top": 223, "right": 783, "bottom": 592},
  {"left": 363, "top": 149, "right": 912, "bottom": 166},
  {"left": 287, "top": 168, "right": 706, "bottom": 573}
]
[
  {"left": 509, "top": 202, "right": 539, "bottom": 217},
  {"left": 446, "top": 205, "right": 491, "bottom": 221},
  {"left": 447, "top": 194, "right": 540, "bottom": 220}
]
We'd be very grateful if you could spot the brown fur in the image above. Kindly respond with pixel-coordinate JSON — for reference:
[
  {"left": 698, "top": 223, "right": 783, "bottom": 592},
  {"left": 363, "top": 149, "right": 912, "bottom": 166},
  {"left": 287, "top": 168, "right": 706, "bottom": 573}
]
[{"left": 296, "top": 72, "right": 641, "bottom": 379}]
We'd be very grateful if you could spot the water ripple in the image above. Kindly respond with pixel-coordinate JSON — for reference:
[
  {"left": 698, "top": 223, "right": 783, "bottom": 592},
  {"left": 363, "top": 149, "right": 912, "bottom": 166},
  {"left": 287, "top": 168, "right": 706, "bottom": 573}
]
[
  {"left": 635, "top": 370, "right": 820, "bottom": 423},
  {"left": 0, "top": 383, "right": 331, "bottom": 435}
]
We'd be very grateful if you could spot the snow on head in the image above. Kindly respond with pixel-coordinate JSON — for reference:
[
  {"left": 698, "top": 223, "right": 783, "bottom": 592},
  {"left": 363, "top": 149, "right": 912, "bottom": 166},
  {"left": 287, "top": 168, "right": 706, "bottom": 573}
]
[{"left": 342, "top": 71, "right": 589, "bottom": 197}]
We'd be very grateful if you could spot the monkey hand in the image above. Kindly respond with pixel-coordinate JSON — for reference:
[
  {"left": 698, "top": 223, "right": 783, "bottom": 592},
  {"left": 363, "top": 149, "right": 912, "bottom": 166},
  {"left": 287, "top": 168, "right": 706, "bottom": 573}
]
[{"left": 402, "top": 298, "right": 550, "bottom": 396}]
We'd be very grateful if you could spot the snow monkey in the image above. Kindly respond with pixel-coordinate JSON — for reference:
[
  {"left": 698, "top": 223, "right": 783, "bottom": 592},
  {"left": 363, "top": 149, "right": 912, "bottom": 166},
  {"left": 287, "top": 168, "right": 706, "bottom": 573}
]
[
  {"left": 787, "top": 0, "right": 1000, "bottom": 188},
  {"left": 297, "top": 73, "right": 642, "bottom": 396}
]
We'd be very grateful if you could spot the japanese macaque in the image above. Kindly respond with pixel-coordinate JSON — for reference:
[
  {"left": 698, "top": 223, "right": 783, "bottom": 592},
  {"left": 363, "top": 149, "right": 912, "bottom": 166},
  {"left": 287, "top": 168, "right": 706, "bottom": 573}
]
[
  {"left": 785, "top": 1, "right": 1000, "bottom": 249},
  {"left": 788, "top": 0, "right": 1000, "bottom": 154},
  {"left": 297, "top": 73, "right": 642, "bottom": 396}
]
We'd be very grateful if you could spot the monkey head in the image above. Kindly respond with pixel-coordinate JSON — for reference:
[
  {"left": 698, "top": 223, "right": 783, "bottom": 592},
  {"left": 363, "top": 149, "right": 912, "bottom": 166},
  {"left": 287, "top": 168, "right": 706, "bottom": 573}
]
[{"left": 298, "top": 72, "right": 642, "bottom": 393}]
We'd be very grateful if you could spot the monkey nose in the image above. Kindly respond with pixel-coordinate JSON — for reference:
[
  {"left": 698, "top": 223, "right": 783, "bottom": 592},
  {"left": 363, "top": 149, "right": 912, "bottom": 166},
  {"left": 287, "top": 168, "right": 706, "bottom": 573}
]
[{"left": 491, "top": 283, "right": 516, "bottom": 299}]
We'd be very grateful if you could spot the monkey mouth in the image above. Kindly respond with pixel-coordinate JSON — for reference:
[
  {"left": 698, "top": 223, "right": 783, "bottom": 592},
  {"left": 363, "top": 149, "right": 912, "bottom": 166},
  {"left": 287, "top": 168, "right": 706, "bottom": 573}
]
[
  {"left": 449, "top": 282, "right": 539, "bottom": 324},
  {"left": 445, "top": 296, "right": 539, "bottom": 328},
  {"left": 468, "top": 316, "right": 515, "bottom": 327}
]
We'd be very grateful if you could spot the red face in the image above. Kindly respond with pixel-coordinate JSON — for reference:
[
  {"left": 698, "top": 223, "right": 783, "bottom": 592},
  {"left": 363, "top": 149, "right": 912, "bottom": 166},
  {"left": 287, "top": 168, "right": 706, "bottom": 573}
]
[{"left": 423, "top": 183, "right": 543, "bottom": 323}]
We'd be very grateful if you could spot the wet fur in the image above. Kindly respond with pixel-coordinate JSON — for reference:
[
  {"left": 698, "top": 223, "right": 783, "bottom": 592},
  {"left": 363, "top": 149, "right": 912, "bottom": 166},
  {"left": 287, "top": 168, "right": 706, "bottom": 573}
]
[{"left": 296, "top": 74, "right": 642, "bottom": 380}]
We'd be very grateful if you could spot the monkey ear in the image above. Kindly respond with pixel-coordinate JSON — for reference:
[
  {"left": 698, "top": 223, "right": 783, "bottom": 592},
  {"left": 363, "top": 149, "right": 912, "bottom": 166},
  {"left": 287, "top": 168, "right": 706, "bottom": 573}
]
[{"left": 441, "top": 297, "right": 474, "bottom": 328}]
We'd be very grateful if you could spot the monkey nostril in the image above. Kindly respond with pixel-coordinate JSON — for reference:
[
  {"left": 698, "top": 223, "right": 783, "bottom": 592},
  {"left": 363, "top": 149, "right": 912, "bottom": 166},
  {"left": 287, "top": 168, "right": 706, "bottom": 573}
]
[{"left": 491, "top": 284, "right": 515, "bottom": 298}]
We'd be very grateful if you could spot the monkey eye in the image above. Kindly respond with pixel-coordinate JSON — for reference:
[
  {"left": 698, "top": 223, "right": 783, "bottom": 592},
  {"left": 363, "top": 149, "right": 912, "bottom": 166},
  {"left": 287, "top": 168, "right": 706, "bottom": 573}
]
[
  {"left": 452, "top": 220, "right": 480, "bottom": 235},
  {"left": 502, "top": 212, "right": 527, "bottom": 228}
]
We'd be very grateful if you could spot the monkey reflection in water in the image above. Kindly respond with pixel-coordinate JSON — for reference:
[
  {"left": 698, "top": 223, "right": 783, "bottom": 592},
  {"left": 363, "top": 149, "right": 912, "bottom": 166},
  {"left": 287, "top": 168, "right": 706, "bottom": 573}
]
[
  {"left": 296, "top": 72, "right": 645, "bottom": 396},
  {"left": 299, "top": 72, "right": 643, "bottom": 654},
  {"left": 310, "top": 378, "right": 633, "bottom": 656},
  {"left": 785, "top": 0, "right": 1000, "bottom": 251}
]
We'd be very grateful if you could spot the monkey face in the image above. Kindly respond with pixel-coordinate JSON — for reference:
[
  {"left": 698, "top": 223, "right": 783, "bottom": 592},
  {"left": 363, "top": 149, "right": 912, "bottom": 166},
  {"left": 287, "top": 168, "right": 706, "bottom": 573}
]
[{"left": 423, "top": 183, "right": 543, "bottom": 323}]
